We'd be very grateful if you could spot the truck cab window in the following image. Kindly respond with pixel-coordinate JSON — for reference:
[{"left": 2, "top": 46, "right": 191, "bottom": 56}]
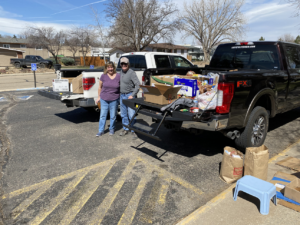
[
  {"left": 210, "top": 44, "right": 280, "bottom": 70},
  {"left": 172, "top": 56, "right": 192, "bottom": 68},
  {"left": 154, "top": 55, "right": 171, "bottom": 68},
  {"left": 135, "top": 56, "right": 147, "bottom": 69},
  {"left": 285, "top": 45, "right": 300, "bottom": 70}
]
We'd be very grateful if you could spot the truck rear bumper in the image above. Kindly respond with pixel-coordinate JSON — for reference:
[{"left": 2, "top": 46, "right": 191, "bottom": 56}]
[
  {"left": 38, "top": 89, "right": 96, "bottom": 108},
  {"left": 62, "top": 98, "right": 96, "bottom": 108}
]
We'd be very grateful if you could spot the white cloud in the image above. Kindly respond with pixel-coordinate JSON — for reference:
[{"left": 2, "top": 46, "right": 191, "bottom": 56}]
[
  {"left": 0, "top": 17, "right": 76, "bottom": 35},
  {"left": 244, "top": 2, "right": 300, "bottom": 41},
  {"left": 0, "top": 6, "right": 22, "bottom": 18},
  {"left": 52, "top": 0, "right": 107, "bottom": 15}
]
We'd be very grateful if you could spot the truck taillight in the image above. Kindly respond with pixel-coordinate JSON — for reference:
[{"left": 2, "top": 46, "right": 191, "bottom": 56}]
[
  {"left": 142, "top": 75, "right": 145, "bottom": 85},
  {"left": 83, "top": 77, "right": 95, "bottom": 90},
  {"left": 216, "top": 83, "right": 234, "bottom": 114}
]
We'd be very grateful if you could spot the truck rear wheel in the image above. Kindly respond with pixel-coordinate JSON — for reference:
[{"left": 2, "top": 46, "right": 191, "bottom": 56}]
[
  {"left": 14, "top": 63, "right": 20, "bottom": 68},
  {"left": 235, "top": 106, "right": 269, "bottom": 150}
]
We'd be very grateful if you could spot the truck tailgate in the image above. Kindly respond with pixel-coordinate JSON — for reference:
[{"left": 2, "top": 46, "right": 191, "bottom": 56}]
[
  {"left": 38, "top": 88, "right": 83, "bottom": 101},
  {"left": 123, "top": 98, "right": 197, "bottom": 121}
]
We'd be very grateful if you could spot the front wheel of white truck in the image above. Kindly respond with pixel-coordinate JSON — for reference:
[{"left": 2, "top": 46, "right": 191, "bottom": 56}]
[{"left": 235, "top": 106, "right": 269, "bottom": 150}]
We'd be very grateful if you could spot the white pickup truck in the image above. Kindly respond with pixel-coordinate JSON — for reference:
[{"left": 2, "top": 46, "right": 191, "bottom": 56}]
[{"left": 38, "top": 52, "right": 196, "bottom": 112}]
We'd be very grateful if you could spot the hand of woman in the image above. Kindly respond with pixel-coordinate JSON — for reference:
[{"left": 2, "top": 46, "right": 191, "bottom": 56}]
[
  {"left": 128, "top": 96, "right": 133, "bottom": 99},
  {"left": 96, "top": 97, "right": 100, "bottom": 103}
]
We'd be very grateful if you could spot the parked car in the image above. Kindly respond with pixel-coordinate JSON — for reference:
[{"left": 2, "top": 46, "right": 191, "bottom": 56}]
[
  {"left": 38, "top": 52, "right": 196, "bottom": 111},
  {"left": 10, "top": 55, "right": 53, "bottom": 68},
  {"left": 121, "top": 41, "right": 300, "bottom": 149}
]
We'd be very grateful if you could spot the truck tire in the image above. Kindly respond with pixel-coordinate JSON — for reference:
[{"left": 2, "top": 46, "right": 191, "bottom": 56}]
[
  {"left": 14, "top": 63, "right": 20, "bottom": 68},
  {"left": 235, "top": 106, "right": 269, "bottom": 150}
]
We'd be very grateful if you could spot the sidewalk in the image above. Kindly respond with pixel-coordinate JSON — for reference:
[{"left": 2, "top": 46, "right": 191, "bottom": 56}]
[
  {"left": 177, "top": 141, "right": 300, "bottom": 225},
  {"left": 0, "top": 72, "right": 54, "bottom": 77}
]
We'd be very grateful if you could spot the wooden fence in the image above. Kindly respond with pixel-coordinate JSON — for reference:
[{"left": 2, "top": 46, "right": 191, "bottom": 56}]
[
  {"left": 187, "top": 55, "right": 192, "bottom": 61},
  {"left": 80, "top": 57, "right": 106, "bottom": 67}
]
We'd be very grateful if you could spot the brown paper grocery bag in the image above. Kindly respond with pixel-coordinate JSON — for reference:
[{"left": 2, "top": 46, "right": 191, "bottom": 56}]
[
  {"left": 244, "top": 145, "right": 269, "bottom": 180},
  {"left": 220, "top": 147, "right": 244, "bottom": 184}
]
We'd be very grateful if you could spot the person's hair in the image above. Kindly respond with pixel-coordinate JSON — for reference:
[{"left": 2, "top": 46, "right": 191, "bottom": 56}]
[{"left": 104, "top": 61, "right": 116, "bottom": 74}]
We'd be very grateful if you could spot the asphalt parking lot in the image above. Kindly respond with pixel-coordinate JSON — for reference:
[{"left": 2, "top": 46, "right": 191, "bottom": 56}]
[{"left": 1, "top": 90, "right": 300, "bottom": 225}]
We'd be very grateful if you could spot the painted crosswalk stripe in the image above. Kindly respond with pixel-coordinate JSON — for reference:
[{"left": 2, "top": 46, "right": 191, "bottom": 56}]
[
  {"left": 158, "top": 178, "right": 171, "bottom": 205},
  {"left": 12, "top": 180, "right": 56, "bottom": 220},
  {"left": 4, "top": 155, "right": 204, "bottom": 225},
  {"left": 29, "top": 170, "right": 89, "bottom": 225},
  {"left": 139, "top": 175, "right": 163, "bottom": 224},
  {"left": 89, "top": 158, "right": 138, "bottom": 225},
  {"left": 15, "top": 95, "right": 33, "bottom": 100},
  {"left": 58, "top": 160, "right": 118, "bottom": 225},
  {"left": 117, "top": 167, "right": 153, "bottom": 225}
]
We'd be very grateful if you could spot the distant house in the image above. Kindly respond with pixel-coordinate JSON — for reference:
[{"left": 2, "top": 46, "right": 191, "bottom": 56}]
[
  {"left": 0, "top": 47, "right": 24, "bottom": 67},
  {"left": 90, "top": 47, "right": 112, "bottom": 59},
  {"left": 108, "top": 43, "right": 189, "bottom": 64},
  {"left": 147, "top": 43, "right": 189, "bottom": 57},
  {"left": 0, "top": 37, "right": 49, "bottom": 60}
]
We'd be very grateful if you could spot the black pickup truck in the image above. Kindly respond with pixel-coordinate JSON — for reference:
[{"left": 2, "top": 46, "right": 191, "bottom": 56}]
[
  {"left": 10, "top": 55, "right": 53, "bottom": 68},
  {"left": 123, "top": 41, "right": 300, "bottom": 150}
]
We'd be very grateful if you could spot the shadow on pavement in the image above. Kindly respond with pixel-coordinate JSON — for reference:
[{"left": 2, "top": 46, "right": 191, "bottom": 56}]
[
  {"left": 269, "top": 107, "right": 300, "bottom": 132},
  {"left": 55, "top": 108, "right": 100, "bottom": 124}
]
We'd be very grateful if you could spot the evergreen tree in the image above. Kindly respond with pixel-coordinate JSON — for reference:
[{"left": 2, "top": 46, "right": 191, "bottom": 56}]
[
  {"left": 13, "top": 35, "right": 17, "bottom": 38},
  {"left": 258, "top": 36, "right": 265, "bottom": 41},
  {"left": 295, "top": 35, "right": 300, "bottom": 44}
]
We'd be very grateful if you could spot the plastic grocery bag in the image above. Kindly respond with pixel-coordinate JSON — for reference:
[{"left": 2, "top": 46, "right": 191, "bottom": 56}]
[
  {"left": 197, "top": 73, "right": 219, "bottom": 110},
  {"left": 220, "top": 147, "right": 244, "bottom": 184},
  {"left": 244, "top": 145, "right": 269, "bottom": 180},
  {"left": 198, "top": 84, "right": 218, "bottom": 110}
]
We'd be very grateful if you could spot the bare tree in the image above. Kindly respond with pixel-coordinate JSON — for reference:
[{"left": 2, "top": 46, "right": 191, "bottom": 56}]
[
  {"left": 278, "top": 33, "right": 295, "bottom": 43},
  {"left": 105, "top": 0, "right": 180, "bottom": 51},
  {"left": 287, "top": 0, "right": 300, "bottom": 17},
  {"left": 65, "top": 34, "right": 80, "bottom": 63},
  {"left": 90, "top": 7, "right": 112, "bottom": 62},
  {"left": 71, "top": 26, "right": 95, "bottom": 66},
  {"left": 27, "top": 27, "right": 65, "bottom": 64},
  {"left": 180, "top": 0, "right": 246, "bottom": 61}
]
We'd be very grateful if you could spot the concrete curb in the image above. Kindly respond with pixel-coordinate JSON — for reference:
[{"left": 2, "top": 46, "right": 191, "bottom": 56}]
[
  {"left": 0, "top": 72, "right": 55, "bottom": 77},
  {"left": 0, "top": 87, "right": 51, "bottom": 92},
  {"left": 176, "top": 139, "right": 300, "bottom": 225}
]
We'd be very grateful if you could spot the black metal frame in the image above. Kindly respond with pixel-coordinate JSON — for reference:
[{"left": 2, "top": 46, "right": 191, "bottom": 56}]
[{"left": 122, "top": 104, "right": 169, "bottom": 141}]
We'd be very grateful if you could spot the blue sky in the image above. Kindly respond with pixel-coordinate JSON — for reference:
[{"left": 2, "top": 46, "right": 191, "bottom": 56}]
[{"left": 0, "top": 0, "right": 299, "bottom": 44}]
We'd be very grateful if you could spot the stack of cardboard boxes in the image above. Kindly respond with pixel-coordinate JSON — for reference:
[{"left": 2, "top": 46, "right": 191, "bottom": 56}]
[
  {"left": 52, "top": 75, "right": 84, "bottom": 94},
  {"left": 141, "top": 74, "right": 215, "bottom": 106}
]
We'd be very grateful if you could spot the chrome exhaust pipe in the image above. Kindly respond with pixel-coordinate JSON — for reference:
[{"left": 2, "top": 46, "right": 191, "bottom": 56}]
[
  {"left": 226, "top": 131, "right": 236, "bottom": 140},
  {"left": 233, "top": 130, "right": 240, "bottom": 139}
]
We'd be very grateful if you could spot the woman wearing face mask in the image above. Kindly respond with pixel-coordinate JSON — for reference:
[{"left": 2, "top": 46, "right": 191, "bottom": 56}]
[{"left": 95, "top": 62, "right": 120, "bottom": 137}]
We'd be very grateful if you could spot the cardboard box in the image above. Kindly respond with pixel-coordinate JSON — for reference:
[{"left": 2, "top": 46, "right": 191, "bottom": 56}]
[
  {"left": 270, "top": 171, "right": 300, "bottom": 212},
  {"left": 270, "top": 171, "right": 298, "bottom": 192},
  {"left": 141, "top": 84, "right": 182, "bottom": 105},
  {"left": 285, "top": 178, "right": 300, "bottom": 203},
  {"left": 150, "top": 75, "right": 179, "bottom": 86},
  {"left": 174, "top": 78, "right": 198, "bottom": 97},
  {"left": 61, "top": 77, "right": 76, "bottom": 83},
  {"left": 72, "top": 74, "right": 83, "bottom": 94},
  {"left": 53, "top": 79, "right": 69, "bottom": 92}
]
